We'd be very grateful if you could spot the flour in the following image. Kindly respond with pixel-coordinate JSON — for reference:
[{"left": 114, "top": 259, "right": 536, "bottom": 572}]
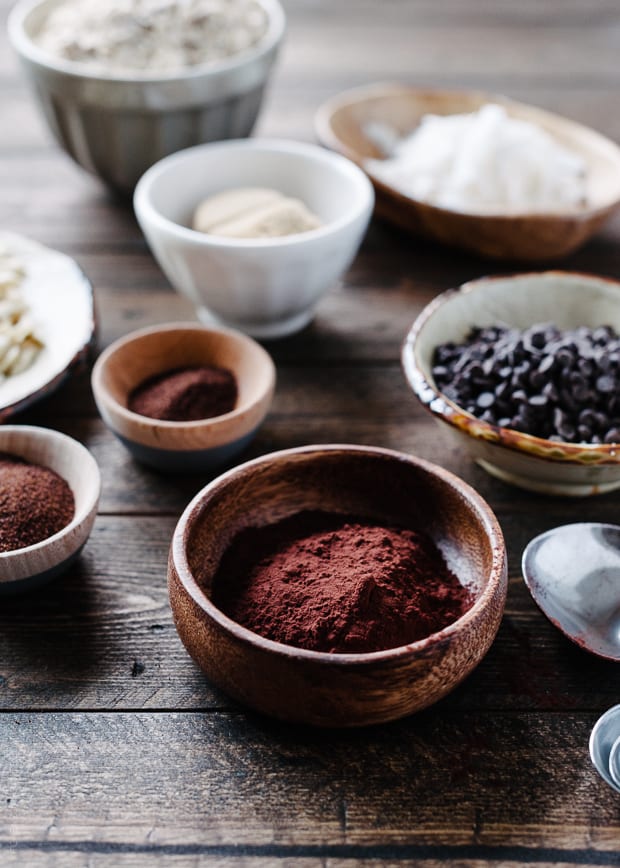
[{"left": 35, "top": 0, "right": 269, "bottom": 73}]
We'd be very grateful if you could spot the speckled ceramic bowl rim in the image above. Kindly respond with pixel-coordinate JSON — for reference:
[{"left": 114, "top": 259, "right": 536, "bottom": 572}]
[
  {"left": 0, "top": 425, "right": 101, "bottom": 565},
  {"left": 402, "top": 271, "right": 620, "bottom": 467},
  {"left": 92, "top": 322, "right": 276, "bottom": 439},
  {"left": 134, "top": 138, "right": 375, "bottom": 250},
  {"left": 171, "top": 443, "right": 507, "bottom": 665},
  {"left": 315, "top": 82, "right": 620, "bottom": 219},
  {"left": 8, "top": 0, "right": 285, "bottom": 84}
]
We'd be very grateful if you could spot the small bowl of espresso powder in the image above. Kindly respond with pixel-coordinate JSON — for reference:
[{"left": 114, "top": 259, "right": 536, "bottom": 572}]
[
  {"left": 0, "top": 426, "right": 100, "bottom": 594},
  {"left": 0, "top": 452, "right": 74, "bottom": 553},
  {"left": 92, "top": 323, "right": 276, "bottom": 472},
  {"left": 128, "top": 365, "right": 238, "bottom": 423},
  {"left": 169, "top": 444, "right": 508, "bottom": 726}
]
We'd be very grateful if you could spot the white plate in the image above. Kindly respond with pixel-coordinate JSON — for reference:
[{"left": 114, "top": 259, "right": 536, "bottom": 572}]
[{"left": 0, "top": 232, "right": 94, "bottom": 420}]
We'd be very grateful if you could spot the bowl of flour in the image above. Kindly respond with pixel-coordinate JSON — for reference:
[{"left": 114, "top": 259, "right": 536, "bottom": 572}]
[{"left": 9, "top": 0, "right": 285, "bottom": 192}]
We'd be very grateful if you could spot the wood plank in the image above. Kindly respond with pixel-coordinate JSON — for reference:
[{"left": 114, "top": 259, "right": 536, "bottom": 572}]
[
  {"left": 1, "top": 711, "right": 618, "bottom": 852},
  {"left": 3, "top": 858, "right": 617, "bottom": 868}
]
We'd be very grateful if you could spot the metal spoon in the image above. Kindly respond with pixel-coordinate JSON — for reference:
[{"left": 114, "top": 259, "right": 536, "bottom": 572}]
[
  {"left": 521, "top": 522, "right": 620, "bottom": 661},
  {"left": 589, "top": 705, "right": 620, "bottom": 793},
  {"left": 609, "top": 734, "right": 620, "bottom": 789}
]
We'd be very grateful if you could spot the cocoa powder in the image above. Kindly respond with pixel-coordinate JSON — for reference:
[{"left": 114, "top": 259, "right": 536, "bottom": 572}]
[
  {"left": 0, "top": 453, "right": 75, "bottom": 552},
  {"left": 212, "top": 511, "right": 473, "bottom": 654},
  {"left": 128, "top": 365, "right": 238, "bottom": 422}
]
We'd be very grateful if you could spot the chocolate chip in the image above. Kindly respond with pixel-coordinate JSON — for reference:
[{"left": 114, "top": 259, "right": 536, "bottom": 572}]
[{"left": 431, "top": 321, "right": 620, "bottom": 444}]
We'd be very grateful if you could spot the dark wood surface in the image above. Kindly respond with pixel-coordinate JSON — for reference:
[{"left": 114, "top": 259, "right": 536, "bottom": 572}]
[{"left": 1, "top": 0, "right": 620, "bottom": 864}]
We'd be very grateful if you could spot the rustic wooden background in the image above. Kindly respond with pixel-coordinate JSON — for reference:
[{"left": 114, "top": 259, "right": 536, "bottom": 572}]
[{"left": 1, "top": 0, "right": 619, "bottom": 864}]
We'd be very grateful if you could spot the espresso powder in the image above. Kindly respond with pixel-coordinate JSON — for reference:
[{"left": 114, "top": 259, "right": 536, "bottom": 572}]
[
  {"left": 0, "top": 453, "right": 75, "bottom": 552},
  {"left": 212, "top": 511, "right": 473, "bottom": 654},
  {"left": 128, "top": 365, "right": 238, "bottom": 422}
]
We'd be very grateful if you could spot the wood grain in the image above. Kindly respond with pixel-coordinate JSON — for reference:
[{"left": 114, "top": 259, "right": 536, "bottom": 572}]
[
  {"left": 1, "top": 0, "right": 620, "bottom": 860},
  {"left": 1, "top": 712, "right": 619, "bottom": 852}
]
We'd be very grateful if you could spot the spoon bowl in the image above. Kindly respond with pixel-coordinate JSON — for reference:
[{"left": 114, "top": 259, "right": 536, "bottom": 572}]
[
  {"left": 589, "top": 704, "right": 620, "bottom": 793},
  {"left": 609, "top": 735, "right": 620, "bottom": 789},
  {"left": 521, "top": 523, "right": 620, "bottom": 661}
]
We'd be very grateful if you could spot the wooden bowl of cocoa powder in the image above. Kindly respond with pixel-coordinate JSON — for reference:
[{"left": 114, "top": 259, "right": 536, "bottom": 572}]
[
  {"left": 169, "top": 444, "right": 508, "bottom": 727},
  {"left": 0, "top": 425, "right": 100, "bottom": 594},
  {"left": 92, "top": 322, "right": 276, "bottom": 472}
]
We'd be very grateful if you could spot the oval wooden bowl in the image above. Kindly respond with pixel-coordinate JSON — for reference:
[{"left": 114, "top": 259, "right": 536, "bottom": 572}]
[
  {"left": 316, "top": 83, "right": 620, "bottom": 260},
  {"left": 91, "top": 322, "right": 276, "bottom": 471},
  {"left": 169, "top": 444, "right": 507, "bottom": 727},
  {"left": 0, "top": 425, "right": 101, "bottom": 594}
]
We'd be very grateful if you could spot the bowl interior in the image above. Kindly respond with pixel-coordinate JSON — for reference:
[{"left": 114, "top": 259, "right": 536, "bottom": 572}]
[
  {"left": 0, "top": 426, "right": 100, "bottom": 524},
  {"left": 321, "top": 86, "right": 620, "bottom": 213},
  {"left": 182, "top": 448, "right": 499, "bottom": 619},
  {"left": 16, "top": 0, "right": 284, "bottom": 79},
  {"left": 99, "top": 327, "right": 272, "bottom": 419},
  {"left": 412, "top": 272, "right": 620, "bottom": 382},
  {"left": 141, "top": 142, "right": 371, "bottom": 232}
]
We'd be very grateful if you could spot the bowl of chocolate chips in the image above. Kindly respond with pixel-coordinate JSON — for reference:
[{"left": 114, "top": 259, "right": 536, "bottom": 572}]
[{"left": 403, "top": 271, "right": 620, "bottom": 496}]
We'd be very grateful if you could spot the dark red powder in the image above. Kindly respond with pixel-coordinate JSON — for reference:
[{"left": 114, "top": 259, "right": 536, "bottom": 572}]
[
  {"left": 128, "top": 365, "right": 237, "bottom": 422},
  {"left": 212, "top": 511, "right": 473, "bottom": 654},
  {"left": 0, "top": 453, "right": 75, "bottom": 553}
]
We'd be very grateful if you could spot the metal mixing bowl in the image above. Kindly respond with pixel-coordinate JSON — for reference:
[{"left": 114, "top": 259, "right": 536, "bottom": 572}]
[{"left": 9, "top": 0, "right": 285, "bottom": 193}]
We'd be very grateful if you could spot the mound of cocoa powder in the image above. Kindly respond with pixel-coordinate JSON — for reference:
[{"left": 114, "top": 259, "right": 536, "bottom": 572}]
[
  {"left": 128, "top": 365, "right": 238, "bottom": 422},
  {"left": 0, "top": 453, "right": 75, "bottom": 552},
  {"left": 212, "top": 510, "right": 473, "bottom": 654}
]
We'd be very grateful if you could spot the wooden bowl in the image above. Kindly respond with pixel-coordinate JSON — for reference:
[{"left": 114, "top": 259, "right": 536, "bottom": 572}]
[
  {"left": 169, "top": 445, "right": 507, "bottom": 727},
  {"left": 315, "top": 83, "right": 620, "bottom": 260},
  {"left": 91, "top": 323, "right": 276, "bottom": 472},
  {"left": 0, "top": 425, "right": 100, "bottom": 594}
]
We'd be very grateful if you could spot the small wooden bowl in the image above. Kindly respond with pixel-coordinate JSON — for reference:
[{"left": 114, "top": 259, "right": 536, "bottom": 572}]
[
  {"left": 169, "top": 445, "right": 507, "bottom": 727},
  {"left": 316, "top": 83, "right": 620, "bottom": 260},
  {"left": 91, "top": 323, "right": 276, "bottom": 472},
  {"left": 0, "top": 425, "right": 100, "bottom": 594}
]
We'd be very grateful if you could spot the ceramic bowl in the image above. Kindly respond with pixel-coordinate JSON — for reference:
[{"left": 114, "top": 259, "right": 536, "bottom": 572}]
[
  {"left": 168, "top": 444, "right": 507, "bottom": 727},
  {"left": 91, "top": 323, "right": 276, "bottom": 472},
  {"left": 0, "top": 425, "right": 100, "bottom": 595},
  {"left": 0, "top": 232, "right": 95, "bottom": 421},
  {"left": 133, "top": 139, "right": 374, "bottom": 338},
  {"left": 316, "top": 83, "right": 620, "bottom": 260},
  {"left": 8, "top": 0, "right": 285, "bottom": 193},
  {"left": 402, "top": 272, "right": 620, "bottom": 496}
]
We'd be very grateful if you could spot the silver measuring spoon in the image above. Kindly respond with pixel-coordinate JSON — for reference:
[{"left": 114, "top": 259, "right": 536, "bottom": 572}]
[
  {"left": 609, "top": 735, "right": 620, "bottom": 789},
  {"left": 521, "top": 522, "right": 620, "bottom": 661},
  {"left": 589, "top": 705, "right": 620, "bottom": 793}
]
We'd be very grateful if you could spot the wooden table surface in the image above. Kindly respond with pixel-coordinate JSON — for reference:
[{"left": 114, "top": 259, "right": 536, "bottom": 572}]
[{"left": 1, "top": 1, "right": 620, "bottom": 865}]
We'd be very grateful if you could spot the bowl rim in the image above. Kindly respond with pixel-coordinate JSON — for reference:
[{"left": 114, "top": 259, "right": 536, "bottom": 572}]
[
  {"left": 91, "top": 321, "right": 276, "bottom": 432},
  {"left": 402, "top": 270, "right": 620, "bottom": 465},
  {"left": 8, "top": 0, "right": 285, "bottom": 83},
  {"left": 170, "top": 443, "right": 507, "bottom": 665},
  {"left": 133, "top": 137, "right": 375, "bottom": 249},
  {"left": 315, "top": 81, "right": 620, "bottom": 220},
  {"left": 0, "top": 424, "right": 101, "bottom": 563}
]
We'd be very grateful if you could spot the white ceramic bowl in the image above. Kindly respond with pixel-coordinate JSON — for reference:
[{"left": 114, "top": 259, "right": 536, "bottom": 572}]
[
  {"left": 133, "top": 139, "right": 375, "bottom": 338},
  {"left": 8, "top": 0, "right": 285, "bottom": 193},
  {"left": 402, "top": 272, "right": 620, "bottom": 497},
  {"left": 0, "top": 426, "right": 101, "bottom": 594}
]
